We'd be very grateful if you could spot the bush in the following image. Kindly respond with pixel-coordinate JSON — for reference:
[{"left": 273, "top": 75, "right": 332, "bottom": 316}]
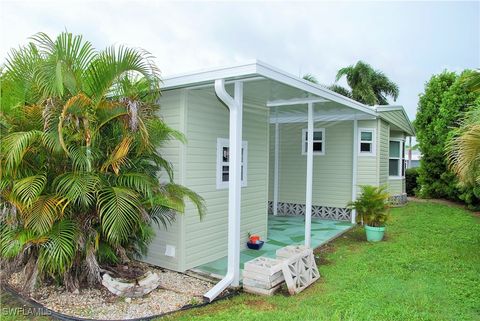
[
  {"left": 405, "top": 168, "right": 419, "bottom": 196},
  {"left": 415, "top": 70, "right": 480, "bottom": 208},
  {"left": 0, "top": 32, "right": 206, "bottom": 292}
]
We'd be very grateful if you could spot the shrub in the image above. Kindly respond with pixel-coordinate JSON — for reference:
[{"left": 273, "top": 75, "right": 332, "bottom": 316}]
[
  {"left": 348, "top": 185, "right": 390, "bottom": 227},
  {"left": 405, "top": 168, "right": 419, "bottom": 196},
  {"left": 415, "top": 70, "right": 480, "bottom": 208},
  {"left": 0, "top": 32, "right": 205, "bottom": 292}
]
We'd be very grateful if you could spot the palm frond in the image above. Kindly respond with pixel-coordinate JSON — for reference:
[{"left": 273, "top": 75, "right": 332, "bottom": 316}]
[
  {"left": 39, "top": 219, "right": 78, "bottom": 274},
  {"left": 0, "top": 224, "right": 46, "bottom": 259},
  {"left": 54, "top": 172, "right": 101, "bottom": 208},
  {"left": 101, "top": 136, "right": 133, "bottom": 175},
  {"left": 163, "top": 183, "right": 206, "bottom": 219},
  {"left": 12, "top": 174, "right": 46, "bottom": 207},
  {"left": 447, "top": 108, "right": 480, "bottom": 184},
  {"left": 1, "top": 130, "right": 43, "bottom": 171},
  {"left": 24, "top": 195, "right": 65, "bottom": 234},
  {"left": 149, "top": 206, "right": 176, "bottom": 229},
  {"left": 57, "top": 93, "right": 92, "bottom": 154},
  {"left": 31, "top": 32, "right": 97, "bottom": 96},
  {"left": 97, "top": 187, "right": 141, "bottom": 245},
  {"left": 302, "top": 74, "right": 318, "bottom": 84},
  {"left": 115, "top": 172, "right": 156, "bottom": 198},
  {"left": 328, "top": 84, "right": 352, "bottom": 98},
  {"left": 86, "top": 45, "right": 160, "bottom": 104}
]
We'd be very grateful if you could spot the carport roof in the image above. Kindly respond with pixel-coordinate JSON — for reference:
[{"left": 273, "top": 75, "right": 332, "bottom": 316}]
[{"left": 162, "top": 60, "right": 377, "bottom": 117}]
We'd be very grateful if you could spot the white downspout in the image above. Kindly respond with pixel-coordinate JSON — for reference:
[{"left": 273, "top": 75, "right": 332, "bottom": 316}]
[
  {"left": 351, "top": 118, "right": 358, "bottom": 224},
  {"left": 204, "top": 79, "right": 243, "bottom": 302},
  {"left": 304, "top": 102, "right": 313, "bottom": 248}
]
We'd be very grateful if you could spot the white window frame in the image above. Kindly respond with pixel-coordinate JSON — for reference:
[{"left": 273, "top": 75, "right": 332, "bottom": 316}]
[
  {"left": 216, "top": 138, "right": 248, "bottom": 190},
  {"left": 358, "top": 128, "right": 376, "bottom": 156},
  {"left": 301, "top": 128, "right": 325, "bottom": 156},
  {"left": 389, "top": 139, "right": 405, "bottom": 179}
]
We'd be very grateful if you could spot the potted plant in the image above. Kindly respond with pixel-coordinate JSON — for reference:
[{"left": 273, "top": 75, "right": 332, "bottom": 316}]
[
  {"left": 348, "top": 185, "right": 390, "bottom": 242},
  {"left": 247, "top": 232, "right": 264, "bottom": 250}
]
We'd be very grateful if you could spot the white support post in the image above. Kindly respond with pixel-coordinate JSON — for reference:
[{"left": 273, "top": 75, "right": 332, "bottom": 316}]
[
  {"left": 273, "top": 120, "right": 279, "bottom": 216},
  {"left": 229, "top": 81, "right": 243, "bottom": 286},
  {"left": 305, "top": 102, "right": 314, "bottom": 248},
  {"left": 351, "top": 118, "right": 358, "bottom": 224},
  {"left": 408, "top": 136, "right": 412, "bottom": 169}
]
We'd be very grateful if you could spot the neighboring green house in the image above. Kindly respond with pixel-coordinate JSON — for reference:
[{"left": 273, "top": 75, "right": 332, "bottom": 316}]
[{"left": 140, "top": 61, "right": 414, "bottom": 300}]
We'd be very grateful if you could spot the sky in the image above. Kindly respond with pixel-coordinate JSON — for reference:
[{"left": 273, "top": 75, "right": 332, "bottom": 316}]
[{"left": 1, "top": 0, "right": 479, "bottom": 119}]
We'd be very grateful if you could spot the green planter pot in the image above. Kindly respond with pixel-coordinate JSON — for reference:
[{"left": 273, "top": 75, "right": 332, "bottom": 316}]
[{"left": 365, "top": 225, "right": 385, "bottom": 242}]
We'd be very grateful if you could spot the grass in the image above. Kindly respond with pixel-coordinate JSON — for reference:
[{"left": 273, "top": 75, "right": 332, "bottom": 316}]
[
  {"left": 164, "top": 201, "right": 480, "bottom": 321},
  {"left": 0, "top": 291, "right": 51, "bottom": 321},
  {"left": 1, "top": 201, "right": 478, "bottom": 321}
]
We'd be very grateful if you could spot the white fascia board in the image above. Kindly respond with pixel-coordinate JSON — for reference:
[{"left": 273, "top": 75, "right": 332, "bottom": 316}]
[
  {"left": 375, "top": 105, "right": 415, "bottom": 136},
  {"left": 162, "top": 61, "right": 259, "bottom": 90},
  {"left": 270, "top": 113, "right": 375, "bottom": 124},
  {"left": 255, "top": 62, "right": 377, "bottom": 117},
  {"left": 162, "top": 60, "right": 378, "bottom": 117},
  {"left": 266, "top": 97, "right": 329, "bottom": 107}
]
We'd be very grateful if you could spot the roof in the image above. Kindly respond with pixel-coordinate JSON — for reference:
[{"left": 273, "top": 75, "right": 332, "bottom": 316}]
[
  {"left": 162, "top": 60, "right": 414, "bottom": 135},
  {"left": 375, "top": 105, "right": 415, "bottom": 136}
]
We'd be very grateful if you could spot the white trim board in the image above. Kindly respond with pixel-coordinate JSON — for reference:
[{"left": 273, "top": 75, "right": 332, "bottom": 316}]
[{"left": 162, "top": 60, "right": 377, "bottom": 118}]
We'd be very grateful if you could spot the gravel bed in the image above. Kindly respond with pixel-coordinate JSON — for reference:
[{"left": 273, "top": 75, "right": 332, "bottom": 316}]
[{"left": 5, "top": 266, "right": 215, "bottom": 320}]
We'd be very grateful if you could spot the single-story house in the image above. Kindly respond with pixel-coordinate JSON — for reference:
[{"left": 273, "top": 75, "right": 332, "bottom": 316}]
[{"left": 140, "top": 61, "right": 415, "bottom": 300}]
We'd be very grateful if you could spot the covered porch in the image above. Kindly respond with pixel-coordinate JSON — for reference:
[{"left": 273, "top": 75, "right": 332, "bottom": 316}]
[{"left": 192, "top": 215, "right": 352, "bottom": 279}]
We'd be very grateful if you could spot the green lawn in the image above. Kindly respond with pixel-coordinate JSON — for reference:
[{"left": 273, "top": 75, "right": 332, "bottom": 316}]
[
  {"left": 0, "top": 291, "right": 51, "bottom": 321},
  {"left": 165, "top": 201, "right": 480, "bottom": 321},
  {"left": 1, "top": 201, "right": 479, "bottom": 321}
]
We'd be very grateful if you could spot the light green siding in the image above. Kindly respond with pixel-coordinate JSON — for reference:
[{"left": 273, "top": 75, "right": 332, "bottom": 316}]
[
  {"left": 379, "top": 110, "right": 414, "bottom": 135},
  {"left": 388, "top": 179, "right": 404, "bottom": 195},
  {"left": 388, "top": 131, "right": 406, "bottom": 195},
  {"left": 357, "top": 120, "right": 379, "bottom": 187},
  {"left": 390, "top": 131, "right": 405, "bottom": 140},
  {"left": 379, "top": 120, "right": 390, "bottom": 187},
  {"left": 141, "top": 90, "right": 186, "bottom": 271},
  {"left": 182, "top": 88, "right": 269, "bottom": 270},
  {"left": 268, "top": 121, "right": 353, "bottom": 208}
]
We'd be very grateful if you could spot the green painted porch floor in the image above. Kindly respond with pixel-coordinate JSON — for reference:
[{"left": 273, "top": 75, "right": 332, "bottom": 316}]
[{"left": 194, "top": 215, "right": 353, "bottom": 278}]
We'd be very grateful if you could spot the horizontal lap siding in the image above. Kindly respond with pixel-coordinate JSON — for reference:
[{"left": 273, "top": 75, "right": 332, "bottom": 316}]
[
  {"left": 379, "top": 120, "right": 390, "bottom": 187},
  {"left": 388, "top": 179, "right": 404, "bottom": 195},
  {"left": 183, "top": 89, "right": 269, "bottom": 270},
  {"left": 141, "top": 90, "right": 184, "bottom": 271},
  {"left": 272, "top": 121, "right": 353, "bottom": 208},
  {"left": 357, "top": 120, "right": 379, "bottom": 187}
]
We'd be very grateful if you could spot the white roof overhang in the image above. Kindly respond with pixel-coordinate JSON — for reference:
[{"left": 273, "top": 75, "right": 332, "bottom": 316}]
[
  {"left": 375, "top": 105, "right": 415, "bottom": 136},
  {"left": 162, "top": 60, "right": 378, "bottom": 123}
]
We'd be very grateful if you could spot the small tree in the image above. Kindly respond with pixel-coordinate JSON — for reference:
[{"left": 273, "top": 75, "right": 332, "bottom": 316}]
[
  {"left": 415, "top": 70, "right": 479, "bottom": 208},
  {"left": 335, "top": 61, "right": 399, "bottom": 105},
  {"left": 0, "top": 32, "right": 205, "bottom": 292},
  {"left": 348, "top": 185, "right": 390, "bottom": 227}
]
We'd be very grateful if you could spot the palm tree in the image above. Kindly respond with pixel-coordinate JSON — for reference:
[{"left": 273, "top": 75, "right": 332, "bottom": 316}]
[
  {"left": 335, "top": 61, "right": 399, "bottom": 105},
  {"left": 446, "top": 104, "right": 480, "bottom": 185},
  {"left": 327, "top": 84, "right": 353, "bottom": 99},
  {"left": 0, "top": 32, "right": 205, "bottom": 292},
  {"left": 302, "top": 73, "right": 319, "bottom": 84},
  {"left": 461, "top": 69, "right": 480, "bottom": 93},
  {"left": 303, "top": 74, "right": 353, "bottom": 99}
]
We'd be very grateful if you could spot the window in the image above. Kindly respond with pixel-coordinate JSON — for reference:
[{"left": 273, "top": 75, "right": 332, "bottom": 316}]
[
  {"left": 301, "top": 128, "right": 325, "bottom": 155},
  {"left": 389, "top": 140, "right": 405, "bottom": 177},
  {"left": 358, "top": 128, "right": 376, "bottom": 156},
  {"left": 216, "top": 138, "right": 247, "bottom": 189}
]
